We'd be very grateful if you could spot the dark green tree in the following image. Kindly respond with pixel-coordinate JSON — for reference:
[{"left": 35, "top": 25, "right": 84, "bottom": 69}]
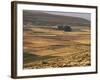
[{"left": 63, "top": 25, "right": 72, "bottom": 32}]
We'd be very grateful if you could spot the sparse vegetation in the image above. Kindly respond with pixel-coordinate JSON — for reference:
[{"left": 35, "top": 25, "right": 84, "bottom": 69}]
[
  {"left": 23, "top": 25, "right": 91, "bottom": 69},
  {"left": 23, "top": 10, "right": 91, "bottom": 69}
]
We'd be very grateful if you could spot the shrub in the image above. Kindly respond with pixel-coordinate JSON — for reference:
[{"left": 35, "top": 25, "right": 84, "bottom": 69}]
[{"left": 63, "top": 25, "right": 72, "bottom": 31}]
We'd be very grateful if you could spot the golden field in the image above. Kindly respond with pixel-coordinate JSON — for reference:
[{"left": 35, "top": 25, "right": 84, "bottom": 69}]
[{"left": 23, "top": 25, "right": 91, "bottom": 69}]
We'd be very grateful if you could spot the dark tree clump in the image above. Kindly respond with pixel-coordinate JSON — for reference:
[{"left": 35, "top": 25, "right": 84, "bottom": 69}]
[
  {"left": 58, "top": 25, "right": 63, "bottom": 30},
  {"left": 57, "top": 25, "right": 72, "bottom": 32},
  {"left": 63, "top": 25, "right": 72, "bottom": 31}
]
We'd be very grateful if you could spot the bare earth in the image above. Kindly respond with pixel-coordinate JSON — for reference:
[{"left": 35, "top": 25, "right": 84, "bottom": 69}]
[{"left": 23, "top": 26, "right": 91, "bottom": 69}]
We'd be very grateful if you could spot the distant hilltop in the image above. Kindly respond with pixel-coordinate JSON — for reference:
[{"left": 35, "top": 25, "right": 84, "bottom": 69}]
[{"left": 23, "top": 10, "right": 90, "bottom": 27}]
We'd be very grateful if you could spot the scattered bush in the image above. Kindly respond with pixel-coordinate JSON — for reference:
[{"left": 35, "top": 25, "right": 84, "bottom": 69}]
[{"left": 57, "top": 25, "right": 72, "bottom": 32}]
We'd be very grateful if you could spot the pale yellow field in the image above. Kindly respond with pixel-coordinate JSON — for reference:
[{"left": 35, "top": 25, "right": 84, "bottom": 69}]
[{"left": 23, "top": 26, "right": 91, "bottom": 69}]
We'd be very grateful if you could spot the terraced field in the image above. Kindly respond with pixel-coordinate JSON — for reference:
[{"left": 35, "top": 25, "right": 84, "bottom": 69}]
[{"left": 23, "top": 26, "right": 91, "bottom": 69}]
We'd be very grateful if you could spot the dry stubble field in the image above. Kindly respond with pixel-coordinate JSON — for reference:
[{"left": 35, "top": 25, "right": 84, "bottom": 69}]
[{"left": 23, "top": 25, "right": 91, "bottom": 69}]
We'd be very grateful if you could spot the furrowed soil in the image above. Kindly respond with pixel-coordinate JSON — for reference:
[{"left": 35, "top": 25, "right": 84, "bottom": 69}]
[{"left": 23, "top": 26, "right": 91, "bottom": 69}]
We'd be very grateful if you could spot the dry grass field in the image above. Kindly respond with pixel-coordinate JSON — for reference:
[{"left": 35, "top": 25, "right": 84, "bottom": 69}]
[{"left": 23, "top": 25, "right": 91, "bottom": 69}]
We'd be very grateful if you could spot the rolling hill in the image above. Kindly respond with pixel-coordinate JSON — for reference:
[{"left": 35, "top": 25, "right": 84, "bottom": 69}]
[{"left": 23, "top": 10, "right": 90, "bottom": 26}]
